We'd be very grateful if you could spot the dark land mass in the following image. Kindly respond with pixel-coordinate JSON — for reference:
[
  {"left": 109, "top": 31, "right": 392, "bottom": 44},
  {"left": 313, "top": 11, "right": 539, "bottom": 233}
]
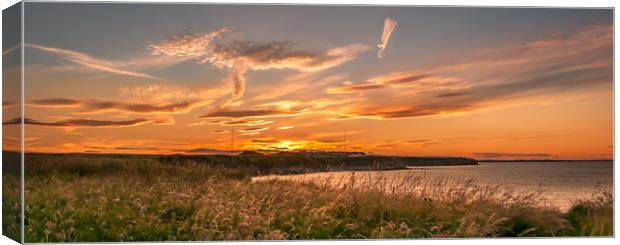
[
  {"left": 159, "top": 152, "right": 478, "bottom": 174},
  {"left": 6, "top": 151, "right": 478, "bottom": 175}
]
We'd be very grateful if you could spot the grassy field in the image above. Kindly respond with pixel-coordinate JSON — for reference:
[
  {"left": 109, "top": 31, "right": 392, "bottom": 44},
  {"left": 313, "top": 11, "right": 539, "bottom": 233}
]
[
  {"left": 2, "top": 151, "right": 21, "bottom": 242},
  {"left": 11, "top": 153, "right": 614, "bottom": 241}
]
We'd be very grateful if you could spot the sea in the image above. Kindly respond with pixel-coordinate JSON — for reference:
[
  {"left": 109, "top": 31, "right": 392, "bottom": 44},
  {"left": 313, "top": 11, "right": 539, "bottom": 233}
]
[{"left": 253, "top": 161, "right": 613, "bottom": 211}]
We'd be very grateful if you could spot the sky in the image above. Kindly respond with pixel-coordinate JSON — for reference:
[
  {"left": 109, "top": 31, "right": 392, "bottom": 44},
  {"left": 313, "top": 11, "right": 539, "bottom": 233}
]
[{"left": 2, "top": 3, "right": 613, "bottom": 159}]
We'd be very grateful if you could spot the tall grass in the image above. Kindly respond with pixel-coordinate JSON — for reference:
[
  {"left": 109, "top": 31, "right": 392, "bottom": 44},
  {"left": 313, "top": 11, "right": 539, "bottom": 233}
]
[
  {"left": 564, "top": 185, "right": 613, "bottom": 236},
  {"left": 2, "top": 152, "right": 21, "bottom": 241},
  {"left": 22, "top": 154, "right": 613, "bottom": 242}
]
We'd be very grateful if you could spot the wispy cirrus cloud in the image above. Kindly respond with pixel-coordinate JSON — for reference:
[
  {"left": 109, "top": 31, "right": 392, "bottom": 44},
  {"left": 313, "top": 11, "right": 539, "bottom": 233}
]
[
  {"left": 250, "top": 138, "right": 278, "bottom": 143},
  {"left": 205, "top": 119, "right": 275, "bottom": 126},
  {"left": 327, "top": 71, "right": 461, "bottom": 94},
  {"left": 3, "top": 117, "right": 170, "bottom": 129},
  {"left": 119, "top": 83, "right": 228, "bottom": 111},
  {"left": 27, "top": 98, "right": 83, "bottom": 108},
  {"left": 377, "top": 17, "right": 398, "bottom": 58},
  {"left": 327, "top": 82, "right": 385, "bottom": 94},
  {"left": 213, "top": 129, "right": 229, "bottom": 134},
  {"left": 78, "top": 100, "right": 205, "bottom": 115},
  {"left": 27, "top": 98, "right": 208, "bottom": 115},
  {"left": 237, "top": 127, "right": 269, "bottom": 133},
  {"left": 200, "top": 108, "right": 307, "bottom": 119},
  {"left": 26, "top": 44, "right": 170, "bottom": 80}
]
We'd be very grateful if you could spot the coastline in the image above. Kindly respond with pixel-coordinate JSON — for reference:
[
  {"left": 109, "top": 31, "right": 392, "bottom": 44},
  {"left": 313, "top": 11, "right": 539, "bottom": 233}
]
[
  {"left": 6, "top": 151, "right": 479, "bottom": 175},
  {"left": 157, "top": 153, "right": 479, "bottom": 175},
  {"left": 7, "top": 151, "right": 612, "bottom": 240}
]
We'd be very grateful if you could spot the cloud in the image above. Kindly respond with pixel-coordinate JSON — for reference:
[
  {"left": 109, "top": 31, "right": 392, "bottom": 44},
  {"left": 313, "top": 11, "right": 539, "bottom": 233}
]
[
  {"left": 239, "top": 132, "right": 261, "bottom": 136},
  {"left": 430, "top": 24, "right": 612, "bottom": 76},
  {"left": 27, "top": 97, "right": 207, "bottom": 115},
  {"left": 3, "top": 117, "right": 165, "bottom": 129},
  {"left": 260, "top": 98, "right": 355, "bottom": 112},
  {"left": 2, "top": 101, "right": 19, "bottom": 108},
  {"left": 213, "top": 119, "right": 274, "bottom": 126},
  {"left": 251, "top": 138, "right": 278, "bottom": 143},
  {"left": 207, "top": 41, "right": 367, "bottom": 109},
  {"left": 208, "top": 62, "right": 248, "bottom": 113},
  {"left": 27, "top": 98, "right": 83, "bottom": 108},
  {"left": 344, "top": 102, "right": 474, "bottom": 120},
  {"left": 327, "top": 114, "right": 362, "bottom": 121},
  {"left": 473, "top": 152, "right": 552, "bottom": 158},
  {"left": 148, "top": 28, "right": 231, "bottom": 57},
  {"left": 203, "top": 40, "right": 370, "bottom": 72},
  {"left": 305, "top": 130, "right": 364, "bottom": 143},
  {"left": 377, "top": 17, "right": 398, "bottom": 59},
  {"left": 237, "top": 127, "right": 269, "bottom": 133},
  {"left": 327, "top": 82, "right": 385, "bottom": 94},
  {"left": 404, "top": 139, "right": 434, "bottom": 144},
  {"left": 278, "top": 126, "right": 295, "bottom": 130},
  {"left": 345, "top": 67, "right": 610, "bottom": 119},
  {"left": 251, "top": 73, "right": 348, "bottom": 102},
  {"left": 120, "top": 83, "right": 225, "bottom": 104},
  {"left": 26, "top": 44, "right": 164, "bottom": 80},
  {"left": 78, "top": 100, "right": 203, "bottom": 115},
  {"left": 435, "top": 92, "right": 472, "bottom": 98},
  {"left": 200, "top": 108, "right": 306, "bottom": 119},
  {"left": 374, "top": 73, "right": 431, "bottom": 86},
  {"left": 327, "top": 72, "right": 453, "bottom": 94},
  {"left": 339, "top": 24, "right": 612, "bottom": 119},
  {"left": 150, "top": 28, "right": 369, "bottom": 111}
]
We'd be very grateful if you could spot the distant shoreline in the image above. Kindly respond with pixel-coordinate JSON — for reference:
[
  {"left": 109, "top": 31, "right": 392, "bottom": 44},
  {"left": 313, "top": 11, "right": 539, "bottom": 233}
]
[{"left": 5, "top": 151, "right": 479, "bottom": 175}]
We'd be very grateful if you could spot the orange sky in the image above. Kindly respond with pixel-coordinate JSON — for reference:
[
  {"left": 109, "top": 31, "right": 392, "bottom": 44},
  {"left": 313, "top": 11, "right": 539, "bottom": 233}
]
[{"left": 2, "top": 5, "right": 613, "bottom": 160}]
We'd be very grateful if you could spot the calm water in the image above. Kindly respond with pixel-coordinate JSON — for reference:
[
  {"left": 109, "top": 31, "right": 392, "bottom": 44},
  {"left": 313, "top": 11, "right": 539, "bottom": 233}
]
[{"left": 254, "top": 161, "right": 613, "bottom": 211}]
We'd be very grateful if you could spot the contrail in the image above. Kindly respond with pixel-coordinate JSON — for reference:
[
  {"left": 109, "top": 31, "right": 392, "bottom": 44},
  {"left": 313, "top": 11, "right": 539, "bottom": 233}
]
[
  {"left": 26, "top": 43, "right": 161, "bottom": 80},
  {"left": 378, "top": 17, "right": 398, "bottom": 59},
  {"left": 2, "top": 44, "right": 21, "bottom": 56}
]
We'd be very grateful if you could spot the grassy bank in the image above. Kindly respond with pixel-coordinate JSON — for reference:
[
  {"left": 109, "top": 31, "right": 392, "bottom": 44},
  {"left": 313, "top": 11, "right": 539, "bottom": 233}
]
[
  {"left": 19, "top": 153, "right": 613, "bottom": 241},
  {"left": 23, "top": 152, "right": 477, "bottom": 175}
]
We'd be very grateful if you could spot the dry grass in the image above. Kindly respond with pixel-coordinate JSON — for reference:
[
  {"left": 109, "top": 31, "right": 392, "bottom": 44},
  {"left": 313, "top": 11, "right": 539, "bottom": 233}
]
[
  {"left": 19, "top": 154, "right": 614, "bottom": 242},
  {"left": 2, "top": 152, "right": 21, "bottom": 242},
  {"left": 564, "top": 185, "right": 613, "bottom": 236},
  {"left": 2, "top": 175, "right": 21, "bottom": 241}
]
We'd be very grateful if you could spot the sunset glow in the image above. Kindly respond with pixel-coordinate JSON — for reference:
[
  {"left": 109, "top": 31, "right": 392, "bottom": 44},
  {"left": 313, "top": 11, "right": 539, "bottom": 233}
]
[{"left": 2, "top": 4, "right": 612, "bottom": 160}]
